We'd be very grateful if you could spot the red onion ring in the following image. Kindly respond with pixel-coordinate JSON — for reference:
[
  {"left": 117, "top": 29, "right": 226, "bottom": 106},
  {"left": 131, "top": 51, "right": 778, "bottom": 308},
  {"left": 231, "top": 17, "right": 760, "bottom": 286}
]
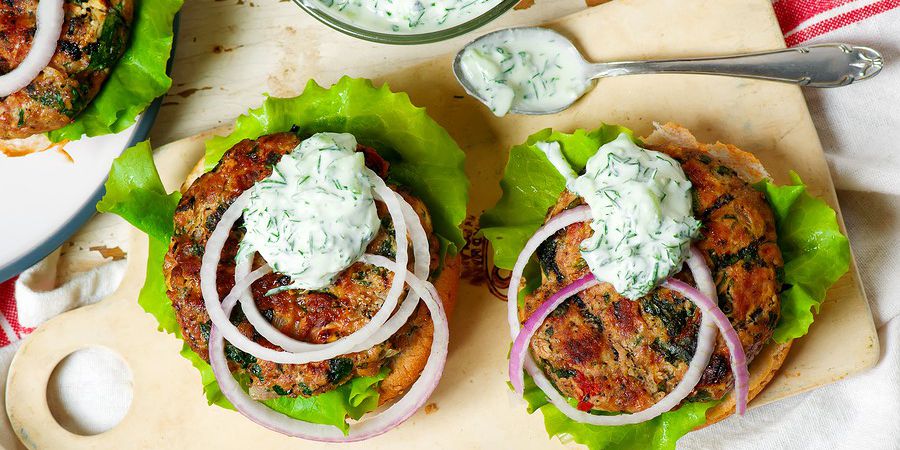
[
  {"left": 503, "top": 184, "right": 748, "bottom": 424},
  {"left": 0, "top": 0, "right": 64, "bottom": 96},
  {"left": 209, "top": 254, "right": 448, "bottom": 441},
  {"left": 507, "top": 206, "right": 593, "bottom": 339},
  {"left": 200, "top": 169, "right": 410, "bottom": 364},
  {"left": 508, "top": 248, "right": 718, "bottom": 425},
  {"left": 663, "top": 277, "right": 749, "bottom": 415},
  {"left": 508, "top": 274, "right": 599, "bottom": 393}
]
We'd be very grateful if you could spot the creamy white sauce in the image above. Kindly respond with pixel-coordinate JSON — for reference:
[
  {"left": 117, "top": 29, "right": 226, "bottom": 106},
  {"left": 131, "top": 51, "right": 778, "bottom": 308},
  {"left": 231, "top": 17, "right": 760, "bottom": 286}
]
[
  {"left": 240, "top": 132, "right": 379, "bottom": 292},
  {"left": 316, "top": 0, "right": 502, "bottom": 34},
  {"left": 538, "top": 133, "right": 700, "bottom": 299},
  {"left": 536, "top": 141, "right": 577, "bottom": 183},
  {"left": 458, "top": 28, "right": 592, "bottom": 116}
]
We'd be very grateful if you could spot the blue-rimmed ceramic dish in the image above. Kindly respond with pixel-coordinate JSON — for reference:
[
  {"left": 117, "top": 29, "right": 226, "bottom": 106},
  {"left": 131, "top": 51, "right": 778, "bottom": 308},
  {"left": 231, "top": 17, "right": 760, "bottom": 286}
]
[{"left": 0, "top": 14, "right": 181, "bottom": 283}]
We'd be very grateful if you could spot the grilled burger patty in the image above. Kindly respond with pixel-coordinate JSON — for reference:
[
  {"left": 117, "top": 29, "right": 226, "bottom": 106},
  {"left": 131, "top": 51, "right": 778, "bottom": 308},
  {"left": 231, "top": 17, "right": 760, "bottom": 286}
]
[
  {"left": 0, "top": 0, "right": 132, "bottom": 138},
  {"left": 522, "top": 145, "right": 783, "bottom": 413},
  {"left": 164, "top": 132, "right": 441, "bottom": 403}
]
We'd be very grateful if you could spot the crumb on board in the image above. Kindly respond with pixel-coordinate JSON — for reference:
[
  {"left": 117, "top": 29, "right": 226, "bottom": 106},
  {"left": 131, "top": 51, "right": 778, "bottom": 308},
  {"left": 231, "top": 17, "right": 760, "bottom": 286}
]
[
  {"left": 89, "top": 246, "right": 127, "bottom": 261},
  {"left": 424, "top": 403, "right": 439, "bottom": 415},
  {"left": 175, "top": 87, "right": 213, "bottom": 98}
]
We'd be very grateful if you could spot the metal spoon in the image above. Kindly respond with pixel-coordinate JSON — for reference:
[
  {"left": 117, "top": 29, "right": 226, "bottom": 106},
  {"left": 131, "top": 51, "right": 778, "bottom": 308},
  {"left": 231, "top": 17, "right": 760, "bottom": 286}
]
[{"left": 453, "top": 27, "right": 884, "bottom": 115}]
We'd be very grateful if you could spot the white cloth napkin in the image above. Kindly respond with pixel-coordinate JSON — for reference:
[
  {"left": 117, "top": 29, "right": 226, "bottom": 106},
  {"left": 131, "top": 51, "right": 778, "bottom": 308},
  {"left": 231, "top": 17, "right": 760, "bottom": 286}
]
[
  {"left": 14, "top": 249, "right": 126, "bottom": 328},
  {"left": 683, "top": 7, "right": 900, "bottom": 450}
]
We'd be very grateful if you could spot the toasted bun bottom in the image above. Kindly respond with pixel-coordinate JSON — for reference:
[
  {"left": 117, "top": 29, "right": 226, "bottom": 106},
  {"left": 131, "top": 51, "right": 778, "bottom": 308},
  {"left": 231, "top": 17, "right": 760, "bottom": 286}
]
[
  {"left": 378, "top": 255, "right": 460, "bottom": 404},
  {"left": 183, "top": 154, "right": 462, "bottom": 407},
  {"left": 645, "top": 122, "right": 793, "bottom": 427},
  {"left": 703, "top": 340, "right": 792, "bottom": 426}
]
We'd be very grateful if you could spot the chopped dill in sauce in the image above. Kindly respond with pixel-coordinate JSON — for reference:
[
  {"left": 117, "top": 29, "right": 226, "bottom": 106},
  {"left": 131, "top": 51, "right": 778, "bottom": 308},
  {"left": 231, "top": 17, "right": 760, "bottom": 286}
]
[
  {"left": 458, "top": 28, "right": 591, "bottom": 116},
  {"left": 317, "top": 0, "right": 502, "bottom": 34},
  {"left": 538, "top": 134, "right": 700, "bottom": 299},
  {"left": 239, "top": 132, "right": 379, "bottom": 292}
]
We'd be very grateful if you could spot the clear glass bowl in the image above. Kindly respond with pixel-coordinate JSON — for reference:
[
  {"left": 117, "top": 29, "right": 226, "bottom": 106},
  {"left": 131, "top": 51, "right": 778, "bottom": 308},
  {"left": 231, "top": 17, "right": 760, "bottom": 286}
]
[{"left": 292, "top": 0, "right": 520, "bottom": 45}]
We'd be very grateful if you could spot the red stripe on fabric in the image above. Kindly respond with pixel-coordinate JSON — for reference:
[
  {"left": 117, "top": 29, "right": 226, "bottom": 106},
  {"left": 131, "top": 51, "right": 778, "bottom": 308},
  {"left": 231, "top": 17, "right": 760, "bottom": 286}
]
[
  {"left": 0, "top": 277, "right": 34, "bottom": 343},
  {"left": 0, "top": 277, "right": 14, "bottom": 305},
  {"left": 785, "top": 0, "right": 900, "bottom": 46},
  {"left": 0, "top": 315, "right": 10, "bottom": 347},
  {"left": 0, "top": 276, "right": 33, "bottom": 343},
  {"left": 5, "top": 292, "right": 35, "bottom": 337},
  {"left": 0, "top": 278, "right": 17, "bottom": 345},
  {"left": 773, "top": 0, "right": 857, "bottom": 34}
]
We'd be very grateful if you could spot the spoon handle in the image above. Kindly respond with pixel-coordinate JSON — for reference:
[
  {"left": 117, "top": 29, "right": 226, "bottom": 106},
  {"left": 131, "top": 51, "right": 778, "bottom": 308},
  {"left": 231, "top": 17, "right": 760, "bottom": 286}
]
[{"left": 586, "top": 43, "right": 883, "bottom": 87}]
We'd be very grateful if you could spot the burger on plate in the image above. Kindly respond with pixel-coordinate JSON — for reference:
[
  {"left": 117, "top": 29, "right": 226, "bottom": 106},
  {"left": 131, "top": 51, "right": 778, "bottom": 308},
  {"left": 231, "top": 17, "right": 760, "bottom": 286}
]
[{"left": 0, "top": 0, "right": 180, "bottom": 147}]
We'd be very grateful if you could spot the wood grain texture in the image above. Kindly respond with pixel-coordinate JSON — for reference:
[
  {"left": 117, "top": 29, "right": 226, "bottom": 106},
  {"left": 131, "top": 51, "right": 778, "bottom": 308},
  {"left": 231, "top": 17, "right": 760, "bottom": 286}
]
[{"left": 5, "top": 0, "right": 877, "bottom": 448}]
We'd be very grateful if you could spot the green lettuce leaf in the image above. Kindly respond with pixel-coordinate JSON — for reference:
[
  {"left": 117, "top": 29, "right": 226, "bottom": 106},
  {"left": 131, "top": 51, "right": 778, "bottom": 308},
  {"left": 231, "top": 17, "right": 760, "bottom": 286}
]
[
  {"left": 522, "top": 374, "right": 714, "bottom": 450},
  {"left": 482, "top": 126, "right": 850, "bottom": 449},
  {"left": 262, "top": 368, "right": 388, "bottom": 433},
  {"left": 96, "top": 141, "right": 182, "bottom": 334},
  {"left": 756, "top": 172, "right": 851, "bottom": 342},
  {"left": 203, "top": 76, "right": 469, "bottom": 254},
  {"left": 48, "top": 0, "right": 182, "bottom": 141},
  {"left": 480, "top": 125, "right": 634, "bottom": 268},
  {"left": 96, "top": 141, "right": 179, "bottom": 241}
]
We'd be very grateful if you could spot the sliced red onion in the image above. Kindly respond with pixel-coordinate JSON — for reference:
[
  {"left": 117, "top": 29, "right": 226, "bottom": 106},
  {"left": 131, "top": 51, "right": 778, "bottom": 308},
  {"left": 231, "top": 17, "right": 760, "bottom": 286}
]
[
  {"left": 663, "top": 277, "right": 749, "bottom": 415},
  {"left": 509, "top": 274, "right": 599, "bottom": 393},
  {"left": 507, "top": 206, "right": 593, "bottom": 339},
  {"left": 209, "top": 253, "right": 448, "bottom": 441},
  {"left": 200, "top": 170, "right": 410, "bottom": 364},
  {"left": 509, "top": 246, "right": 718, "bottom": 425},
  {"left": 0, "top": 0, "right": 64, "bottom": 97}
]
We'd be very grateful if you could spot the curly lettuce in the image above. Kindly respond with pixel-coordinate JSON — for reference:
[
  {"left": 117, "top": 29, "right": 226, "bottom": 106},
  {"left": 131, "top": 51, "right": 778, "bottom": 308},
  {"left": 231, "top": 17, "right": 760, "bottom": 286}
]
[
  {"left": 756, "top": 173, "right": 851, "bottom": 342},
  {"left": 204, "top": 76, "right": 469, "bottom": 254},
  {"left": 481, "top": 125, "right": 850, "bottom": 450},
  {"left": 521, "top": 375, "right": 715, "bottom": 450},
  {"left": 48, "top": 0, "right": 182, "bottom": 141},
  {"left": 97, "top": 78, "right": 468, "bottom": 433}
]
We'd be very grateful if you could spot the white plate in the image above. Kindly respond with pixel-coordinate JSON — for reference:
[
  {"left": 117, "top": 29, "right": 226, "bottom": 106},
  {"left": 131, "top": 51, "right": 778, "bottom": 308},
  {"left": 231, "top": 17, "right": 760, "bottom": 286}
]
[
  {"left": 0, "top": 13, "right": 178, "bottom": 283},
  {"left": 0, "top": 104, "right": 161, "bottom": 282}
]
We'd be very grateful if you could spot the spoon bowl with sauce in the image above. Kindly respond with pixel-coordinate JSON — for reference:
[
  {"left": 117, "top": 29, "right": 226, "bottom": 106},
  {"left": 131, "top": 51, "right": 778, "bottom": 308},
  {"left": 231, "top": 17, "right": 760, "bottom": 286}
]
[{"left": 454, "top": 26, "right": 884, "bottom": 116}]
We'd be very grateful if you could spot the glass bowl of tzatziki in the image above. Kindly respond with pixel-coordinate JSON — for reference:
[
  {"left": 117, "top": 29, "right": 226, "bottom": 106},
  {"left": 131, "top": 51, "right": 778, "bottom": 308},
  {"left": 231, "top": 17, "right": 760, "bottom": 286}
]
[{"left": 292, "top": 0, "right": 519, "bottom": 44}]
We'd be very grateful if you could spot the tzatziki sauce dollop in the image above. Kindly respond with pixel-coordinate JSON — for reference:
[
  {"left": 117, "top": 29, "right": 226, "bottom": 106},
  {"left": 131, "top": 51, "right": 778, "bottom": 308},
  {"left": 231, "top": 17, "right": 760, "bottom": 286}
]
[
  {"left": 458, "top": 28, "right": 592, "bottom": 116},
  {"left": 538, "top": 133, "right": 700, "bottom": 299},
  {"left": 240, "top": 132, "right": 380, "bottom": 292},
  {"left": 316, "top": 0, "right": 502, "bottom": 34}
]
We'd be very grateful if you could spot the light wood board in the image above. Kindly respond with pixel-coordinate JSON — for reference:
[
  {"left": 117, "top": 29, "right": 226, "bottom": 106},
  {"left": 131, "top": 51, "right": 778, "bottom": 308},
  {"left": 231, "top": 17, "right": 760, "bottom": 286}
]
[{"left": 5, "top": 0, "right": 878, "bottom": 448}]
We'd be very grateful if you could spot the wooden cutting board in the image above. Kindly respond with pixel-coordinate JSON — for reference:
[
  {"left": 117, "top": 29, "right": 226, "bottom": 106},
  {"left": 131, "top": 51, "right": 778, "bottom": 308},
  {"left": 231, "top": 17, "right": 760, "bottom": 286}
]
[{"left": 5, "top": 0, "right": 878, "bottom": 448}]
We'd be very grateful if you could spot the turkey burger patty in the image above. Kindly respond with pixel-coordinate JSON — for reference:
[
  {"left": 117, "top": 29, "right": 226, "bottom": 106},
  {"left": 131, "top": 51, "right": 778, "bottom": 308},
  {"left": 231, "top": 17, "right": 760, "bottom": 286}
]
[
  {"left": 164, "top": 132, "right": 453, "bottom": 404},
  {"left": 522, "top": 144, "right": 783, "bottom": 414}
]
